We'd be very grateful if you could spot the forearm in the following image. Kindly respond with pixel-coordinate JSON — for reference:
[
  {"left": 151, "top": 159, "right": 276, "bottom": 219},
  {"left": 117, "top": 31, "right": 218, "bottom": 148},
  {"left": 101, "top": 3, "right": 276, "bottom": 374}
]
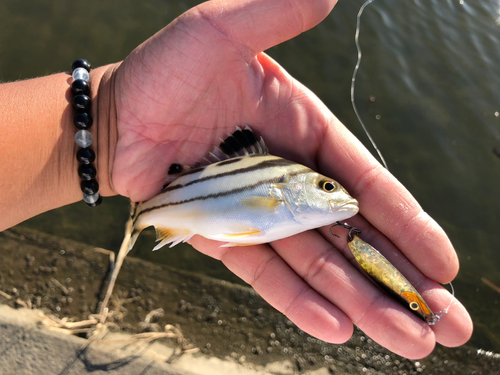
[{"left": 0, "top": 64, "right": 118, "bottom": 231}]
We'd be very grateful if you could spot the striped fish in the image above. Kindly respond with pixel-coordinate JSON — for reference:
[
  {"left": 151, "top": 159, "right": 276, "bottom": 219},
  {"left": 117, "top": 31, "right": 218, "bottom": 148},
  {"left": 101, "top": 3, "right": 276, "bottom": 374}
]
[{"left": 129, "top": 126, "right": 359, "bottom": 250}]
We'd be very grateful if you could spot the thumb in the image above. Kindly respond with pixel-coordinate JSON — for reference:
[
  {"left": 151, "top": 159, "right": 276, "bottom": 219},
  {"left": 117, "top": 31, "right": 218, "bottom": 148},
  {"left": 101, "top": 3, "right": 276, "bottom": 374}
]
[{"left": 192, "top": 0, "right": 338, "bottom": 57}]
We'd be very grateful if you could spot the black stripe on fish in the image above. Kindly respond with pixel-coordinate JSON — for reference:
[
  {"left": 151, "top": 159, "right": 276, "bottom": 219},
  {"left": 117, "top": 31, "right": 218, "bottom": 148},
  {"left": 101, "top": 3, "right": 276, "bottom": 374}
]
[
  {"left": 162, "top": 158, "right": 296, "bottom": 193},
  {"left": 162, "top": 126, "right": 268, "bottom": 192},
  {"left": 186, "top": 159, "right": 298, "bottom": 189},
  {"left": 161, "top": 184, "right": 185, "bottom": 193},
  {"left": 216, "top": 157, "right": 243, "bottom": 167},
  {"left": 175, "top": 165, "right": 206, "bottom": 178},
  {"left": 137, "top": 168, "right": 310, "bottom": 217}
]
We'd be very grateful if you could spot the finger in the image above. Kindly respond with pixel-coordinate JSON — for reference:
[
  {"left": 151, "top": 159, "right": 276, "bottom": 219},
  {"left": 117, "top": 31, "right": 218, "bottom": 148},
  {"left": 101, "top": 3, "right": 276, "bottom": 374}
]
[
  {"left": 194, "top": 0, "right": 338, "bottom": 57},
  {"left": 324, "top": 217, "right": 473, "bottom": 348},
  {"left": 271, "top": 229, "right": 438, "bottom": 359},
  {"left": 315, "top": 117, "right": 459, "bottom": 283},
  {"left": 232, "top": 53, "right": 458, "bottom": 285},
  {"left": 422, "top": 285, "right": 473, "bottom": 348},
  {"left": 188, "top": 236, "right": 354, "bottom": 344}
]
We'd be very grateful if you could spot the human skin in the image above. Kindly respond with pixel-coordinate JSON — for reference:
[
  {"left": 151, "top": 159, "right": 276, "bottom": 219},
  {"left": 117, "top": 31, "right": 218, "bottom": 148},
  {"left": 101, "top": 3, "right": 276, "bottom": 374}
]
[{"left": 0, "top": 0, "right": 472, "bottom": 359}]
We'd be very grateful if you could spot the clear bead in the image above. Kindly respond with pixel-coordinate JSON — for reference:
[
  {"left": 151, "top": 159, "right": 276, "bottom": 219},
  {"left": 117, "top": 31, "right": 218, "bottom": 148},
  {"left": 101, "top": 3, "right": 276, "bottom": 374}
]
[
  {"left": 75, "top": 130, "right": 93, "bottom": 148},
  {"left": 72, "top": 67, "right": 89, "bottom": 82},
  {"left": 83, "top": 192, "right": 100, "bottom": 204}
]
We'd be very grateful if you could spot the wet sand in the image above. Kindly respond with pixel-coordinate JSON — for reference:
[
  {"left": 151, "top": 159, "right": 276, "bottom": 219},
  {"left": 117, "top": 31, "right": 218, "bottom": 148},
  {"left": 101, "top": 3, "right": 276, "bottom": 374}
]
[{"left": 0, "top": 226, "right": 498, "bottom": 374}]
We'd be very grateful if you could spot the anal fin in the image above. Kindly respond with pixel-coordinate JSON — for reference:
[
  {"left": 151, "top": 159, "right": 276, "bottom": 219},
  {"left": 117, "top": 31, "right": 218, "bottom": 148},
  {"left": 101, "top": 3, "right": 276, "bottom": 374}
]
[{"left": 153, "top": 227, "right": 193, "bottom": 251}]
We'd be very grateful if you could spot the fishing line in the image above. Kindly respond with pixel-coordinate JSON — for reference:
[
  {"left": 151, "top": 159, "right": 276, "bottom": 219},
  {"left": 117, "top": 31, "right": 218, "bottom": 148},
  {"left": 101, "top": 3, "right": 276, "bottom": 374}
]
[
  {"left": 351, "top": 0, "right": 463, "bottom": 320},
  {"left": 351, "top": 0, "right": 389, "bottom": 170},
  {"left": 432, "top": 281, "right": 456, "bottom": 323},
  {"left": 350, "top": 1, "right": 462, "bottom": 324},
  {"left": 351, "top": 0, "right": 466, "bottom": 168}
]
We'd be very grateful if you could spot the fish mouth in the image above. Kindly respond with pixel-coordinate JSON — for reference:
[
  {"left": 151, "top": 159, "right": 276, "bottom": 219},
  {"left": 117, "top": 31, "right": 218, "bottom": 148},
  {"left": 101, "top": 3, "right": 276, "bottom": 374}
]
[{"left": 332, "top": 198, "right": 359, "bottom": 213}]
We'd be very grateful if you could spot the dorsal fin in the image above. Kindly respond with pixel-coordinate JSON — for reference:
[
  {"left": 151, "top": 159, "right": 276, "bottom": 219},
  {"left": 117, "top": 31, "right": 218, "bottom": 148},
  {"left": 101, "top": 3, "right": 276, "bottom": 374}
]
[
  {"left": 162, "top": 125, "right": 268, "bottom": 190},
  {"left": 209, "top": 125, "right": 268, "bottom": 162}
]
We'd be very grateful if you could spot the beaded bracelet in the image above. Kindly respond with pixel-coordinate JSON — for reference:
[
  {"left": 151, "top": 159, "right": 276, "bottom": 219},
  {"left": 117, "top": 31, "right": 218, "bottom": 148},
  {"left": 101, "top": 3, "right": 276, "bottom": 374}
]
[{"left": 71, "top": 59, "right": 102, "bottom": 207}]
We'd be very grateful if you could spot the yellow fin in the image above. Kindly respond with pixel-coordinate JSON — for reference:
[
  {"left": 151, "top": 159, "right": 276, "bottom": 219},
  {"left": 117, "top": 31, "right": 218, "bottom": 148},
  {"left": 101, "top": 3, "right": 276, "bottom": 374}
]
[
  {"left": 153, "top": 227, "right": 193, "bottom": 251},
  {"left": 239, "top": 196, "right": 283, "bottom": 211},
  {"left": 220, "top": 229, "right": 262, "bottom": 238},
  {"left": 220, "top": 242, "right": 262, "bottom": 248}
]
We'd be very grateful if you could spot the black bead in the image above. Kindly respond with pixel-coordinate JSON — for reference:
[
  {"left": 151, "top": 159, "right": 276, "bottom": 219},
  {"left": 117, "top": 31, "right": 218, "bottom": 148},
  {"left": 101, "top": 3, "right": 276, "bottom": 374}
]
[
  {"left": 72, "top": 59, "right": 91, "bottom": 72},
  {"left": 81, "top": 179, "right": 99, "bottom": 195},
  {"left": 73, "top": 95, "right": 91, "bottom": 112},
  {"left": 78, "top": 164, "right": 97, "bottom": 181},
  {"left": 71, "top": 79, "right": 90, "bottom": 95},
  {"left": 76, "top": 148, "right": 96, "bottom": 165},
  {"left": 85, "top": 195, "right": 102, "bottom": 208},
  {"left": 74, "top": 113, "right": 93, "bottom": 130}
]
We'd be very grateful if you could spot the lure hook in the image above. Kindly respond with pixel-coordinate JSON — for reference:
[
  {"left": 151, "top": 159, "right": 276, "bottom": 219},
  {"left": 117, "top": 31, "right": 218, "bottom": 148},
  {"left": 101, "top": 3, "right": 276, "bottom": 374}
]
[{"left": 330, "top": 221, "right": 362, "bottom": 242}]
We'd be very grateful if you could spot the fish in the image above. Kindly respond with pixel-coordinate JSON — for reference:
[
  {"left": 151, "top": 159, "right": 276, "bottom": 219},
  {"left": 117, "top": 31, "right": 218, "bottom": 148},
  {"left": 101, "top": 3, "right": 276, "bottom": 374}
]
[
  {"left": 345, "top": 230, "right": 439, "bottom": 324},
  {"left": 128, "top": 126, "right": 359, "bottom": 251}
]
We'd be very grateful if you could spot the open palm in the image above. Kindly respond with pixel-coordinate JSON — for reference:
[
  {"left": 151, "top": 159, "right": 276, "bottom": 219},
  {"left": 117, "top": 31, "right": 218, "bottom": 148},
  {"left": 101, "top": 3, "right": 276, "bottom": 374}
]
[{"left": 107, "top": 0, "right": 472, "bottom": 359}]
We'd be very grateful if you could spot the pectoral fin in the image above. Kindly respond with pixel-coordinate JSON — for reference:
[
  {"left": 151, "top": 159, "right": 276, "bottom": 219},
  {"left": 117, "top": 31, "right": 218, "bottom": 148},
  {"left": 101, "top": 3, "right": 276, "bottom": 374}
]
[
  {"left": 239, "top": 196, "right": 284, "bottom": 211},
  {"left": 153, "top": 227, "right": 193, "bottom": 251}
]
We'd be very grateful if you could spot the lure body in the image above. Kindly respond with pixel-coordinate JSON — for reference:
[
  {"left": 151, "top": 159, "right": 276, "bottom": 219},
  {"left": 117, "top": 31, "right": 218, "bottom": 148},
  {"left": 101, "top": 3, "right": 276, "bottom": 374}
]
[
  {"left": 129, "top": 127, "right": 359, "bottom": 250},
  {"left": 348, "top": 235, "right": 438, "bottom": 324}
]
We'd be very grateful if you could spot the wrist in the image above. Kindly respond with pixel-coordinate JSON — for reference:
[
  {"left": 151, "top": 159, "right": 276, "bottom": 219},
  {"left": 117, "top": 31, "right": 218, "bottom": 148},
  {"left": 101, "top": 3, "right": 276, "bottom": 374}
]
[
  {"left": 0, "top": 62, "right": 121, "bottom": 230},
  {"left": 88, "top": 63, "right": 120, "bottom": 198}
]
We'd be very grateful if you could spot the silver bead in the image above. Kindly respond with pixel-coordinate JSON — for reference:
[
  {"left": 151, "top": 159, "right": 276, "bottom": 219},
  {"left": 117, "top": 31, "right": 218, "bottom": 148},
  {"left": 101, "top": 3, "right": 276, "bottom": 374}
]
[
  {"left": 83, "top": 192, "right": 100, "bottom": 204},
  {"left": 75, "top": 130, "right": 93, "bottom": 148},
  {"left": 72, "top": 67, "right": 89, "bottom": 82}
]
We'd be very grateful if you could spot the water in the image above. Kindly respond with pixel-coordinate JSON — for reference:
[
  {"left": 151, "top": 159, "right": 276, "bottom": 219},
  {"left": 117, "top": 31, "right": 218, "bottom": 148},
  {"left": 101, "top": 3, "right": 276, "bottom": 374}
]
[{"left": 2, "top": 0, "right": 499, "bottom": 352}]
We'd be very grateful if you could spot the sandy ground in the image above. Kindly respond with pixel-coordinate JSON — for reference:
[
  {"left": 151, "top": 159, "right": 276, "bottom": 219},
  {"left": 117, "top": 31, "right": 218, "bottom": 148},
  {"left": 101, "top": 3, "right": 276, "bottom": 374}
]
[{"left": 0, "top": 226, "right": 499, "bottom": 375}]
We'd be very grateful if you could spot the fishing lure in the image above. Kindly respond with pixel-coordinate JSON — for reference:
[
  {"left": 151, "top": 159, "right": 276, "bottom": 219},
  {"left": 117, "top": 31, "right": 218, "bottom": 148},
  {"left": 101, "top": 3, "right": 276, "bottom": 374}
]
[{"left": 331, "top": 222, "right": 448, "bottom": 325}]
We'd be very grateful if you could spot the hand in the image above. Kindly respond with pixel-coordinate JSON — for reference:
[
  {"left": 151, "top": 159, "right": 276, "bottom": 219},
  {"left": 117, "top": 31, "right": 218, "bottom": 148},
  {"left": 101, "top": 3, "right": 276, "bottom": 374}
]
[{"left": 107, "top": 0, "right": 472, "bottom": 358}]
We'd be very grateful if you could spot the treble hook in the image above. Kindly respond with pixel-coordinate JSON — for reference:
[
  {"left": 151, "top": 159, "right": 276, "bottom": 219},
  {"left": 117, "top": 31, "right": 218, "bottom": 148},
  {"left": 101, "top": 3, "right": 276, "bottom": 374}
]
[{"left": 330, "top": 221, "right": 362, "bottom": 242}]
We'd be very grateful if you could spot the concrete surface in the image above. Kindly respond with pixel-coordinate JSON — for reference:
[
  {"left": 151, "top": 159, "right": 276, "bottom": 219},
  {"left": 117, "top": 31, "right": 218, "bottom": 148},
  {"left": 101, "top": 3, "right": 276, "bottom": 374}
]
[{"left": 0, "top": 305, "right": 283, "bottom": 375}]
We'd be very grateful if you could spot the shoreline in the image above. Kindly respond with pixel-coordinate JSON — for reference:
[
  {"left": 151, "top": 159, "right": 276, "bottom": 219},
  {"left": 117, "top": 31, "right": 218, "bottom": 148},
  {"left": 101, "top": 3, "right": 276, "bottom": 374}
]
[{"left": 0, "top": 226, "right": 498, "bottom": 374}]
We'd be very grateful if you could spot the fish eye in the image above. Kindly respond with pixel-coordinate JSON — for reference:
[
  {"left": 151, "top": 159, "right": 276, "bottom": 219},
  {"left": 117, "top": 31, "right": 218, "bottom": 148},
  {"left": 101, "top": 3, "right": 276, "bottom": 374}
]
[
  {"left": 321, "top": 181, "right": 336, "bottom": 192},
  {"left": 409, "top": 301, "right": 420, "bottom": 311}
]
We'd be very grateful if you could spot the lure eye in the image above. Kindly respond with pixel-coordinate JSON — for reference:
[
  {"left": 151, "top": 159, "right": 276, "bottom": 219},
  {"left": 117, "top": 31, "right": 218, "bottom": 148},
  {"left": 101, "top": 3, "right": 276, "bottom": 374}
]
[
  {"left": 320, "top": 181, "right": 336, "bottom": 192},
  {"left": 409, "top": 301, "right": 420, "bottom": 311}
]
